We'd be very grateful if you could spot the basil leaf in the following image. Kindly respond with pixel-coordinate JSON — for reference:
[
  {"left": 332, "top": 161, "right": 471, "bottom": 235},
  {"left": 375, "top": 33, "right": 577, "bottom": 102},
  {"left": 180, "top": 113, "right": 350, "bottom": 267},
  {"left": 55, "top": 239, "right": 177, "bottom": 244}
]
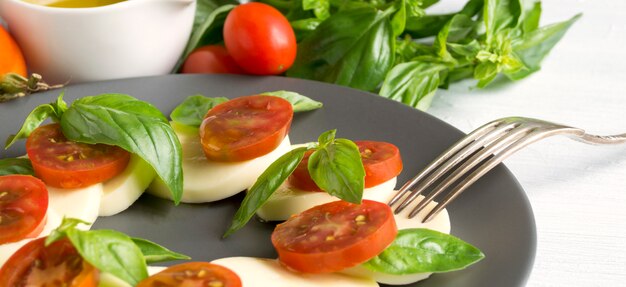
[
  {"left": 5, "top": 93, "right": 67, "bottom": 149},
  {"left": 60, "top": 94, "right": 184, "bottom": 204},
  {"left": 316, "top": 129, "right": 336, "bottom": 147},
  {"left": 287, "top": 7, "right": 396, "bottom": 91},
  {"left": 224, "top": 147, "right": 307, "bottom": 238},
  {"left": 434, "top": 14, "right": 476, "bottom": 62},
  {"left": 474, "top": 61, "right": 499, "bottom": 88},
  {"left": 379, "top": 61, "right": 447, "bottom": 110},
  {"left": 262, "top": 90, "right": 323, "bottom": 112},
  {"left": 131, "top": 237, "right": 190, "bottom": 264},
  {"left": 303, "top": 0, "right": 330, "bottom": 20},
  {"left": 170, "top": 95, "right": 228, "bottom": 127},
  {"left": 45, "top": 217, "right": 91, "bottom": 246},
  {"left": 447, "top": 40, "right": 481, "bottom": 59},
  {"left": 508, "top": 13, "right": 581, "bottom": 80},
  {"left": 391, "top": 0, "right": 407, "bottom": 37},
  {"left": 521, "top": 1, "right": 542, "bottom": 34},
  {"left": 362, "top": 229, "right": 485, "bottom": 274},
  {"left": 484, "top": 0, "right": 522, "bottom": 43},
  {"left": 66, "top": 229, "right": 148, "bottom": 285},
  {"left": 405, "top": 0, "right": 483, "bottom": 39},
  {"left": 0, "top": 158, "right": 33, "bottom": 176},
  {"left": 308, "top": 138, "right": 364, "bottom": 204}
]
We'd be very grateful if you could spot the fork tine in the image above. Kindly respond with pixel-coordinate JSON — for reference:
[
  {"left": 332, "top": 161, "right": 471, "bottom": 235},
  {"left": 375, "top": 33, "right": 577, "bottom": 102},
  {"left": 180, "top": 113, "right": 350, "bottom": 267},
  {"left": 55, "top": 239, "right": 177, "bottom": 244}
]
[{"left": 391, "top": 120, "right": 520, "bottom": 214}]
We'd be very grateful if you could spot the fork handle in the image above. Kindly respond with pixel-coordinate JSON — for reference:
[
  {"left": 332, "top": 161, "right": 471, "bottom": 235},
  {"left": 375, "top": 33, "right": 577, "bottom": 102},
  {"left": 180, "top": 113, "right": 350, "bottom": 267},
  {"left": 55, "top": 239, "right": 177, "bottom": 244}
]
[{"left": 576, "top": 133, "right": 626, "bottom": 145}]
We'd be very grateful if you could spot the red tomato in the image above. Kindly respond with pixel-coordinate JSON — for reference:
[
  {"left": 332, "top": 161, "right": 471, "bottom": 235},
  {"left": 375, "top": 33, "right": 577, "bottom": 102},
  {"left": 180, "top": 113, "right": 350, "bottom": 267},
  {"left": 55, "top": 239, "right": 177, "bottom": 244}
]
[
  {"left": 26, "top": 123, "right": 130, "bottom": 189},
  {"left": 0, "top": 237, "right": 98, "bottom": 286},
  {"left": 223, "top": 2, "right": 297, "bottom": 75},
  {"left": 272, "top": 200, "right": 397, "bottom": 273},
  {"left": 0, "top": 26, "right": 27, "bottom": 77},
  {"left": 199, "top": 95, "right": 293, "bottom": 162},
  {"left": 137, "top": 262, "right": 241, "bottom": 287},
  {"left": 288, "top": 141, "right": 403, "bottom": 191},
  {"left": 0, "top": 175, "right": 48, "bottom": 245},
  {"left": 181, "top": 45, "right": 244, "bottom": 74}
]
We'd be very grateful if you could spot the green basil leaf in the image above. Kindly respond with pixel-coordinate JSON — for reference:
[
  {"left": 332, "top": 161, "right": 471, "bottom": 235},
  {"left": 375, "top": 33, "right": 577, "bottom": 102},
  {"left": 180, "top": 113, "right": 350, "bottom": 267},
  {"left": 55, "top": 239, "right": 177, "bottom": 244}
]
[
  {"left": 66, "top": 229, "right": 148, "bottom": 285},
  {"left": 261, "top": 90, "right": 323, "bottom": 112},
  {"left": 395, "top": 37, "right": 436, "bottom": 65},
  {"left": 508, "top": 13, "right": 581, "bottom": 80},
  {"left": 316, "top": 129, "right": 336, "bottom": 147},
  {"left": 170, "top": 94, "right": 228, "bottom": 127},
  {"left": 405, "top": 0, "right": 482, "bottom": 39},
  {"left": 405, "top": 0, "right": 427, "bottom": 18},
  {"left": 308, "top": 138, "right": 364, "bottom": 204},
  {"left": 521, "top": 1, "right": 542, "bottom": 34},
  {"left": 379, "top": 61, "right": 447, "bottom": 110},
  {"left": 290, "top": 18, "right": 323, "bottom": 31},
  {"left": 287, "top": 7, "right": 396, "bottom": 91},
  {"left": 224, "top": 147, "right": 307, "bottom": 238},
  {"left": 303, "top": 0, "right": 330, "bottom": 20},
  {"left": 391, "top": 0, "right": 407, "bottom": 37},
  {"left": 474, "top": 61, "right": 499, "bottom": 88},
  {"left": 131, "top": 237, "right": 190, "bottom": 264},
  {"left": 5, "top": 93, "right": 67, "bottom": 149},
  {"left": 447, "top": 40, "right": 481, "bottom": 59},
  {"left": 434, "top": 14, "right": 476, "bottom": 61},
  {"left": 484, "top": 0, "right": 522, "bottom": 44},
  {"left": 0, "top": 158, "right": 33, "bottom": 176},
  {"left": 45, "top": 217, "right": 91, "bottom": 246},
  {"left": 59, "top": 94, "right": 183, "bottom": 204},
  {"left": 362, "top": 229, "right": 485, "bottom": 274}
]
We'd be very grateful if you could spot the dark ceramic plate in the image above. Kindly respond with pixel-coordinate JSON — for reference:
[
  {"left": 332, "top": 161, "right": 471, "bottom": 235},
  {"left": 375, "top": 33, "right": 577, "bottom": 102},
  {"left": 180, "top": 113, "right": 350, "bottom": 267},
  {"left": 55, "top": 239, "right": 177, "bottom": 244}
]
[{"left": 0, "top": 74, "right": 536, "bottom": 287}]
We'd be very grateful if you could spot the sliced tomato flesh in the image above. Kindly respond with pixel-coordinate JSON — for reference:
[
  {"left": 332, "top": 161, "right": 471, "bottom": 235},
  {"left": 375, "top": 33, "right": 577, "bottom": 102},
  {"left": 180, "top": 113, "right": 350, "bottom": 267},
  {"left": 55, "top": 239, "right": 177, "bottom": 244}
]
[
  {"left": 199, "top": 95, "right": 293, "bottom": 162},
  {"left": 272, "top": 200, "right": 397, "bottom": 273},
  {"left": 356, "top": 140, "right": 403, "bottom": 188},
  {"left": 0, "top": 175, "right": 48, "bottom": 244},
  {"left": 26, "top": 123, "right": 130, "bottom": 189},
  {"left": 137, "top": 262, "right": 242, "bottom": 287},
  {"left": 287, "top": 149, "right": 322, "bottom": 192},
  {"left": 0, "top": 237, "right": 98, "bottom": 287}
]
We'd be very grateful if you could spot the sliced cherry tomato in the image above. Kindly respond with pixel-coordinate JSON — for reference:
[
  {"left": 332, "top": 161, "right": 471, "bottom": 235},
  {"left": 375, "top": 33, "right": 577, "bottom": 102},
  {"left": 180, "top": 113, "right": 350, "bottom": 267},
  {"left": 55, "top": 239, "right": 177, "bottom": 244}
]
[
  {"left": 137, "top": 262, "right": 241, "bottom": 287},
  {"left": 288, "top": 141, "right": 403, "bottom": 191},
  {"left": 0, "top": 237, "right": 98, "bottom": 286},
  {"left": 223, "top": 2, "right": 297, "bottom": 75},
  {"left": 272, "top": 199, "right": 397, "bottom": 273},
  {"left": 26, "top": 123, "right": 130, "bottom": 189},
  {"left": 199, "top": 95, "right": 293, "bottom": 162},
  {"left": 181, "top": 45, "right": 244, "bottom": 74},
  {"left": 0, "top": 175, "right": 48, "bottom": 245}
]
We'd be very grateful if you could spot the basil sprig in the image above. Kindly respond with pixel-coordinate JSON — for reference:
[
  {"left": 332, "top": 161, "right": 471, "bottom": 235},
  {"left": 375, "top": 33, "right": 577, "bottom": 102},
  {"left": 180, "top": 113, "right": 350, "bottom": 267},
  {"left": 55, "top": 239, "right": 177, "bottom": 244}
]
[
  {"left": 224, "top": 129, "right": 365, "bottom": 237},
  {"left": 46, "top": 218, "right": 190, "bottom": 285},
  {"left": 0, "top": 158, "right": 33, "bottom": 176},
  {"left": 5, "top": 93, "right": 184, "bottom": 204},
  {"left": 362, "top": 228, "right": 485, "bottom": 274}
]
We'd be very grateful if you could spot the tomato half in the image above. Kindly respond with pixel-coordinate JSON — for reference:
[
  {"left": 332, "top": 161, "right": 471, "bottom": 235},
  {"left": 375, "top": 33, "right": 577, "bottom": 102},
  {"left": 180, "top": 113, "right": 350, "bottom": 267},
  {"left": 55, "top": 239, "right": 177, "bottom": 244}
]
[
  {"left": 26, "top": 123, "right": 130, "bottom": 189},
  {"left": 0, "top": 175, "right": 48, "bottom": 245},
  {"left": 223, "top": 2, "right": 297, "bottom": 75},
  {"left": 199, "top": 95, "right": 293, "bottom": 162},
  {"left": 181, "top": 45, "right": 244, "bottom": 74},
  {"left": 272, "top": 200, "right": 397, "bottom": 273},
  {"left": 137, "top": 262, "right": 241, "bottom": 287},
  {"left": 288, "top": 141, "right": 403, "bottom": 191},
  {"left": 0, "top": 237, "right": 98, "bottom": 286},
  {"left": 0, "top": 26, "right": 27, "bottom": 77}
]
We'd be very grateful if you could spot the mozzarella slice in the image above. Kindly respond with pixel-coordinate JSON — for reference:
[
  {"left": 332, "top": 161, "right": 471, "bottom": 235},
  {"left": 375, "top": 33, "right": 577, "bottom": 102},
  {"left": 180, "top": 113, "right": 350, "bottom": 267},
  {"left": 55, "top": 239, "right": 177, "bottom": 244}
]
[
  {"left": 147, "top": 124, "right": 292, "bottom": 203},
  {"left": 256, "top": 177, "right": 397, "bottom": 221},
  {"left": 99, "top": 155, "right": 156, "bottom": 216},
  {"left": 212, "top": 257, "right": 379, "bottom": 287},
  {"left": 47, "top": 183, "right": 102, "bottom": 225}
]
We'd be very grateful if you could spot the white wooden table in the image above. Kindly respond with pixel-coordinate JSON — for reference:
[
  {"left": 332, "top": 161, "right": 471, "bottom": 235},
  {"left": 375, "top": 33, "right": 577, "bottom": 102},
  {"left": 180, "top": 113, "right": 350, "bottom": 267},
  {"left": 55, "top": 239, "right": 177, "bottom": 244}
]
[{"left": 427, "top": 1, "right": 626, "bottom": 286}]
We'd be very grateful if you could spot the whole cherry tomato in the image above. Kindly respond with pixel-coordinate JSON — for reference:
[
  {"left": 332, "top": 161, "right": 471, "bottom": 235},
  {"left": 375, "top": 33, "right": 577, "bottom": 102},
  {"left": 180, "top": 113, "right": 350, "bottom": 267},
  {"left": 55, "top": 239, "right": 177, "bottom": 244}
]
[
  {"left": 0, "top": 26, "right": 27, "bottom": 77},
  {"left": 181, "top": 45, "right": 244, "bottom": 74},
  {"left": 223, "top": 3, "right": 297, "bottom": 75}
]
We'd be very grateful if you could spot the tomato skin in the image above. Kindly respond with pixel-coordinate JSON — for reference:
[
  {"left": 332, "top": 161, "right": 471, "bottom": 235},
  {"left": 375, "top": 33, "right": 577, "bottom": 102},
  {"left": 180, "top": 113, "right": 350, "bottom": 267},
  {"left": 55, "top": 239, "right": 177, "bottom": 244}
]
[
  {"left": 0, "top": 237, "right": 99, "bottom": 287},
  {"left": 26, "top": 123, "right": 130, "bottom": 189},
  {"left": 200, "top": 95, "right": 293, "bottom": 162},
  {"left": 181, "top": 45, "right": 245, "bottom": 74},
  {"left": 223, "top": 2, "right": 297, "bottom": 75},
  {"left": 287, "top": 149, "right": 322, "bottom": 192},
  {"left": 272, "top": 200, "right": 397, "bottom": 273},
  {"left": 137, "top": 262, "right": 241, "bottom": 287},
  {"left": 0, "top": 26, "right": 27, "bottom": 77},
  {"left": 356, "top": 141, "right": 403, "bottom": 188},
  {"left": 0, "top": 175, "right": 48, "bottom": 245}
]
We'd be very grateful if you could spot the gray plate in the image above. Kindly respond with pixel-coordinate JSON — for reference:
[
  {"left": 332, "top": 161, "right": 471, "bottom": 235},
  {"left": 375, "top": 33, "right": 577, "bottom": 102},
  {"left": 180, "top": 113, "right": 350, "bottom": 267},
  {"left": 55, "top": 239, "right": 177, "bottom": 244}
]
[{"left": 0, "top": 74, "right": 535, "bottom": 287}]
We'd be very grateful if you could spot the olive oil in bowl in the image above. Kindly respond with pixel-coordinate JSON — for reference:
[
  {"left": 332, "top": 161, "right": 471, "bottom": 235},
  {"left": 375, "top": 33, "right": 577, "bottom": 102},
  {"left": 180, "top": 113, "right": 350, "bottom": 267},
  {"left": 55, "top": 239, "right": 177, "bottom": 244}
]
[{"left": 25, "top": 0, "right": 126, "bottom": 8}]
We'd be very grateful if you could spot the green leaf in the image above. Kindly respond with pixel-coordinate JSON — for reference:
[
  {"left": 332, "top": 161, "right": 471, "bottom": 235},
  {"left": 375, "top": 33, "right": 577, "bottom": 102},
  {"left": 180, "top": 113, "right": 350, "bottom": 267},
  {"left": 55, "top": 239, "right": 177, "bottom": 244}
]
[
  {"left": 434, "top": 14, "right": 476, "bottom": 61},
  {"left": 308, "top": 138, "right": 364, "bottom": 204},
  {"left": 379, "top": 61, "right": 447, "bottom": 110},
  {"left": 261, "top": 90, "right": 323, "bottom": 112},
  {"left": 287, "top": 7, "right": 396, "bottom": 91},
  {"left": 405, "top": 0, "right": 483, "bottom": 39},
  {"left": 290, "top": 18, "right": 323, "bottom": 31},
  {"left": 447, "top": 40, "right": 481, "bottom": 59},
  {"left": 362, "top": 229, "right": 485, "bottom": 274},
  {"left": 67, "top": 229, "right": 148, "bottom": 285},
  {"left": 316, "top": 129, "right": 336, "bottom": 147},
  {"left": 391, "top": 0, "right": 407, "bottom": 37},
  {"left": 131, "top": 238, "right": 190, "bottom": 264},
  {"left": 484, "top": 0, "right": 522, "bottom": 43},
  {"left": 303, "top": 0, "right": 330, "bottom": 20},
  {"left": 521, "top": 1, "right": 542, "bottom": 33},
  {"left": 45, "top": 217, "right": 91, "bottom": 246},
  {"left": 5, "top": 93, "right": 67, "bottom": 149},
  {"left": 170, "top": 95, "right": 228, "bottom": 127},
  {"left": 394, "top": 36, "right": 436, "bottom": 65},
  {"left": 508, "top": 13, "right": 581, "bottom": 80},
  {"left": 0, "top": 158, "right": 33, "bottom": 176},
  {"left": 59, "top": 94, "right": 183, "bottom": 204},
  {"left": 224, "top": 147, "right": 307, "bottom": 238},
  {"left": 474, "top": 61, "right": 499, "bottom": 88}
]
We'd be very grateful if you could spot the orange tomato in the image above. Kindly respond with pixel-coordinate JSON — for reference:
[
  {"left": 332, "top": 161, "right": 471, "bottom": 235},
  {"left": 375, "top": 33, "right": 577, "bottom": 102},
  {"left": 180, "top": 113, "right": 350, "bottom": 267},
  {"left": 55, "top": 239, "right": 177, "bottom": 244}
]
[{"left": 0, "top": 25, "right": 27, "bottom": 77}]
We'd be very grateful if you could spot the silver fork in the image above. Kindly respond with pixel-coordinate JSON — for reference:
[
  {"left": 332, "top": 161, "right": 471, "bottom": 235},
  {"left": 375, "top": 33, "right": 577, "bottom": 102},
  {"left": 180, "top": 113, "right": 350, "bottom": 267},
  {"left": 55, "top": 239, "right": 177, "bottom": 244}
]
[{"left": 389, "top": 116, "right": 626, "bottom": 223}]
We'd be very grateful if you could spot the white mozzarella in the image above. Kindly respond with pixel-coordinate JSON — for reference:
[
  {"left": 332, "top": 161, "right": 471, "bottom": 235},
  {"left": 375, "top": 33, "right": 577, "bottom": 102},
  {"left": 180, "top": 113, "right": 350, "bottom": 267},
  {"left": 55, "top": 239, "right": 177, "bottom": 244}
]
[
  {"left": 147, "top": 123, "right": 292, "bottom": 203},
  {"left": 99, "top": 155, "right": 156, "bottom": 216},
  {"left": 47, "top": 183, "right": 103, "bottom": 225},
  {"left": 212, "top": 257, "right": 379, "bottom": 287},
  {"left": 256, "top": 177, "right": 397, "bottom": 221}
]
